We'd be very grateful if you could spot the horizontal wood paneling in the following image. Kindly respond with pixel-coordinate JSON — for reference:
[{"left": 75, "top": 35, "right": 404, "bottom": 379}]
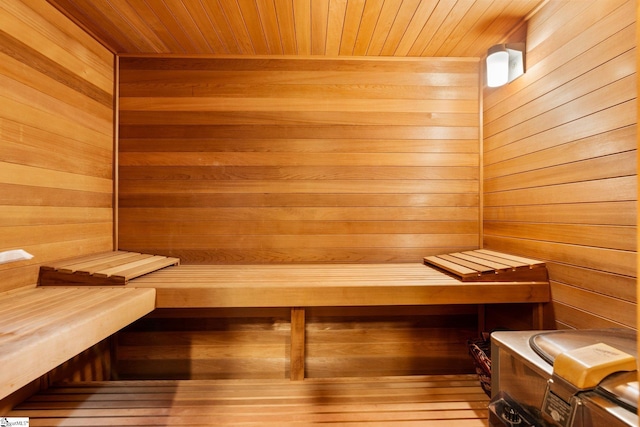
[
  {"left": 482, "top": 0, "right": 636, "bottom": 331},
  {"left": 114, "top": 306, "right": 478, "bottom": 380},
  {"left": 119, "top": 57, "right": 480, "bottom": 263},
  {"left": 305, "top": 307, "right": 477, "bottom": 378},
  {"left": 115, "top": 308, "right": 291, "bottom": 380},
  {"left": 0, "top": 0, "right": 115, "bottom": 292}
]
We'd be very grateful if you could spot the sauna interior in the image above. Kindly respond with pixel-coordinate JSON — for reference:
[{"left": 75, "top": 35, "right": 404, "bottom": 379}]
[{"left": 0, "top": 0, "right": 637, "bottom": 425}]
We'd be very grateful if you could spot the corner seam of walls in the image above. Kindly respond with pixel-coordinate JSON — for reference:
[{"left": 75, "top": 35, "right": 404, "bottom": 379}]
[
  {"left": 478, "top": 59, "right": 484, "bottom": 250},
  {"left": 113, "top": 54, "right": 120, "bottom": 251}
]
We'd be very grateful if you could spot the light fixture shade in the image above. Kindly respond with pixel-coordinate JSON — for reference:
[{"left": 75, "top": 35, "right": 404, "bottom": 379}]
[
  {"left": 486, "top": 46, "right": 509, "bottom": 87},
  {"left": 486, "top": 43, "right": 525, "bottom": 88}
]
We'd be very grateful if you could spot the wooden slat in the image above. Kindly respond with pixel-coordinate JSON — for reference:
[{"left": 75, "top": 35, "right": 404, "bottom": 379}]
[
  {"left": 37, "top": 252, "right": 120, "bottom": 272},
  {"left": 461, "top": 250, "right": 530, "bottom": 269},
  {"left": 57, "top": 252, "right": 142, "bottom": 274},
  {"left": 93, "top": 255, "right": 179, "bottom": 280},
  {"left": 423, "top": 255, "right": 479, "bottom": 277},
  {"left": 473, "top": 250, "right": 545, "bottom": 268},
  {"left": 436, "top": 254, "right": 497, "bottom": 274},
  {"left": 9, "top": 375, "right": 490, "bottom": 426}
]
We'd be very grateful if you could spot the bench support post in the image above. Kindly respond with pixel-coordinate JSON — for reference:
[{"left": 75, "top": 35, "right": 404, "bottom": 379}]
[
  {"left": 533, "top": 302, "right": 545, "bottom": 329},
  {"left": 477, "top": 304, "right": 485, "bottom": 335},
  {"left": 290, "top": 307, "right": 306, "bottom": 381}
]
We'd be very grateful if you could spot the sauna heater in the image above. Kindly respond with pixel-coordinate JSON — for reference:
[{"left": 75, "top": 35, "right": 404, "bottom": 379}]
[{"left": 489, "top": 329, "right": 638, "bottom": 427}]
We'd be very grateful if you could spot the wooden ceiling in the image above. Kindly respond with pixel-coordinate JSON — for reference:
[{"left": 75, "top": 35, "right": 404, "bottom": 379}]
[{"left": 48, "top": 0, "right": 544, "bottom": 57}]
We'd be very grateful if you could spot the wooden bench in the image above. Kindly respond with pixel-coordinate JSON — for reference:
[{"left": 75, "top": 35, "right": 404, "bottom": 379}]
[
  {"left": 35, "top": 249, "right": 550, "bottom": 381},
  {"left": 0, "top": 286, "right": 156, "bottom": 401},
  {"left": 123, "top": 260, "right": 548, "bottom": 380}
]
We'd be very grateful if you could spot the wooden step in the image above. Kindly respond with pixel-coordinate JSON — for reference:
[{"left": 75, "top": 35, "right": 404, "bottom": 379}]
[
  {"left": 10, "top": 375, "right": 489, "bottom": 426},
  {"left": 424, "top": 249, "right": 547, "bottom": 282},
  {"left": 39, "top": 251, "right": 180, "bottom": 286}
]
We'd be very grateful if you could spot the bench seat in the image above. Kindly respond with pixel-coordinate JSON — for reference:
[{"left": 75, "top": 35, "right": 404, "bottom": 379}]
[
  {"left": 126, "top": 263, "right": 550, "bottom": 308},
  {"left": 124, "top": 263, "right": 549, "bottom": 381},
  {"left": 0, "top": 286, "right": 156, "bottom": 400},
  {"left": 29, "top": 252, "right": 549, "bottom": 382}
]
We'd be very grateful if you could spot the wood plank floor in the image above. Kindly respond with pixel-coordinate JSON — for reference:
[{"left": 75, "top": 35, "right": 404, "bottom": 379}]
[{"left": 10, "top": 375, "right": 489, "bottom": 426}]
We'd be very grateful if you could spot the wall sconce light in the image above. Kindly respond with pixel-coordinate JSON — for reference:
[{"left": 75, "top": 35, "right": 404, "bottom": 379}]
[
  {"left": 0, "top": 249, "right": 33, "bottom": 265},
  {"left": 486, "top": 43, "right": 525, "bottom": 88}
]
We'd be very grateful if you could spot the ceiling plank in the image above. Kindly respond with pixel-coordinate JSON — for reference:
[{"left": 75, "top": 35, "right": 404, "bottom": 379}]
[
  {"left": 352, "top": 0, "right": 383, "bottom": 56},
  {"left": 325, "top": 0, "right": 348, "bottom": 56},
  {"left": 275, "top": 0, "right": 297, "bottom": 54},
  {"left": 381, "top": 0, "right": 423, "bottom": 56},
  {"left": 200, "top": 0, "right": 242, "bottom": 54},
  {"left": 393, "top": 0, "right": 439, "bottom": 56},
  {"left": 236, "top": 1, "right": 269, "bottom": 55},
  {"left": 294, "top": 1, "right": 312, "bottom": 55},
  {"left": 256, "top": 0, "right": 284, "bottom": 55},
  {"left": 310, "top": 0, "right": 329, "bottom": 55},
  {"left": 367, "top": 0, "right": 403, "bottom": 56},
  {"left": 339, "top": 0, "right": 365, "bottom": 56}
]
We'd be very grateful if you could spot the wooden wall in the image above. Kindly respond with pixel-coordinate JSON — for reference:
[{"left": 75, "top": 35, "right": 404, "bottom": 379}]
[
  {"left": 118, "top": 57, "right": 480, "bottom": 264},
  {"left": 114, "top": 306, "right": 478, "bottom": 380},
  {"left": 483, "top": 0, "right": 636, "bottom": 330},
  {"left": 0, "top": 0, "right": 115, "bottom": 293}
]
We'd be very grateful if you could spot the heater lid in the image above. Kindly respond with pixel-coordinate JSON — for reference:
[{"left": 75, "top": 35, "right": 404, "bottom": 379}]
[{"left": 530, "top": 328, "right": 637, "bottom": 412}]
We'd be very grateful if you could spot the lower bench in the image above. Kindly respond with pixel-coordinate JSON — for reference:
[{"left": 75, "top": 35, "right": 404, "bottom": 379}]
[{"left": 0, "top": 286, "right": 156, "bottom": 401}]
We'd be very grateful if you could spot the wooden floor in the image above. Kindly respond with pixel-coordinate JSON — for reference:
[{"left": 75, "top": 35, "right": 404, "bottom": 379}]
[{"left": 10, "top": 375, "right": 490, "bottom": 426}]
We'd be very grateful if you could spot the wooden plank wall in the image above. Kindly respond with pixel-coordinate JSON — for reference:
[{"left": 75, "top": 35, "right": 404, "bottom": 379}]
[
  {"left": 483, "top": 0, "right": 636, "bottom": 330},
  {"left": 0, "top": 0, "right": 115, "bottom": 293},
  {"left": 118, "top": 57, "right": 480, "bottom": 264},
  {"left": 114, "top": 306, "right": 478, "bottom": 380}
]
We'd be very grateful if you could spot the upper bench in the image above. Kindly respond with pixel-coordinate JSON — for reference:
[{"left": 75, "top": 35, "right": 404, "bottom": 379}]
[
  {"left": 38, "top": 249, "right": 549, "bottom": 309},
  {"left": 29, "top": 249, "right": 550, "bottom": 383}
]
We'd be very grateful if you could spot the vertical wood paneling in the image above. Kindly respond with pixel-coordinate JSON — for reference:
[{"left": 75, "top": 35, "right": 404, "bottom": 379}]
[
  {"left": 46, "top": 0, "right": 541, "bottom": 57},
  {"left": 0, "top": 0, "right": 115, "bottom": 292},
  {"left": 482, "top": 0, "right": 636, "bottom": 330},
  {"left": 118, "top": 57, "right": 480, "bottom": 264}
]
